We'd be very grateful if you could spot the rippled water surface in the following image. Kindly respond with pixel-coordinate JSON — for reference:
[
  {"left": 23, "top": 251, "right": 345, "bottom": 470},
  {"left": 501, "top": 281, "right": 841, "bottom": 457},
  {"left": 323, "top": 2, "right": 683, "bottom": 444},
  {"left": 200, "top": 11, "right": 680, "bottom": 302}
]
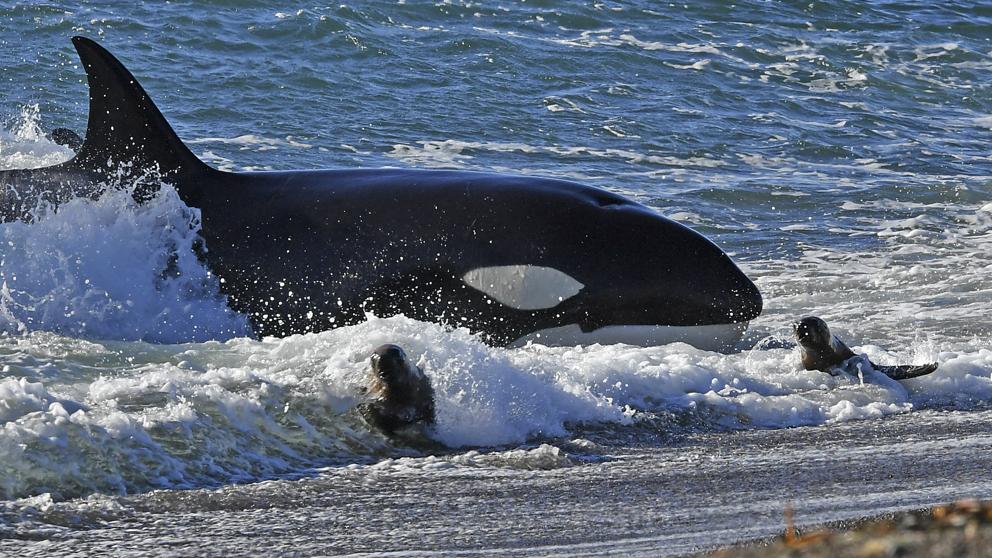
[{"left": 1, "top": 1, "right": 991, "bottom": 555}]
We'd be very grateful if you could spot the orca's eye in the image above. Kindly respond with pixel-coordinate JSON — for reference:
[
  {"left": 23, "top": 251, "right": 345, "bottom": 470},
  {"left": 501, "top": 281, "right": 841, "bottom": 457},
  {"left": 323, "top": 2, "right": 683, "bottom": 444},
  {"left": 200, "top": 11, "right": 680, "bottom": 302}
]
[{"left": 461, "top": 265, "right": 584, "bottom": 310}]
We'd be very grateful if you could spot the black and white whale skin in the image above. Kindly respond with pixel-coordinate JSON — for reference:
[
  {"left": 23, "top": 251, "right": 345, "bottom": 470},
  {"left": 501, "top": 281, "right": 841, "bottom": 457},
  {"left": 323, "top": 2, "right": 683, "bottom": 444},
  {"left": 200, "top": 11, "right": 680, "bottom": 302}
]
[
  {"left": 0, "top": 37, "right": 763, "bottom": 349},
  {"left": 794, "top": 316, "right": 938, "bottom": 380}
]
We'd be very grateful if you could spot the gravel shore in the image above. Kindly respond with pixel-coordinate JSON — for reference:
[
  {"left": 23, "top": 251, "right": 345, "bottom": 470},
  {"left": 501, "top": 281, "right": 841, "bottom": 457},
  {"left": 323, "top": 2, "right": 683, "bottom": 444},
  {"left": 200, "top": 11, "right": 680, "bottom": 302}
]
[{"left": 706, "top": 501, "right": 992, "bottom": 558}]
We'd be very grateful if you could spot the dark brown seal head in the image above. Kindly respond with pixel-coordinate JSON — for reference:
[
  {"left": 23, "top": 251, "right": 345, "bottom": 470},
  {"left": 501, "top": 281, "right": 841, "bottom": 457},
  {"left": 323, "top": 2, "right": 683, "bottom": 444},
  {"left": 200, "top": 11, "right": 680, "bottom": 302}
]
[
  {"left": 359, "top": 344, "right": 436, "bottom": 433},
  {"left": 793, "top": 316, "right": 938, "bottom": 380},
  {"left": 794, "top": 316, "right": 856, "bottom": 373}
]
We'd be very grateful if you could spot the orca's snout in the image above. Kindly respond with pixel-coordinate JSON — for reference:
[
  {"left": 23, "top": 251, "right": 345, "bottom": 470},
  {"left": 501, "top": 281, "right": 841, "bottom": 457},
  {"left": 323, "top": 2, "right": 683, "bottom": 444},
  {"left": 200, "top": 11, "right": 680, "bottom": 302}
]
[
  {"left": 659, "top": 242, "right": 763, "bottom": 327},
  {"left": 689, "top": 269, "right": 762, "bottom": 326},
  {"left": 727, "top": 267, "right": 763, "bottom": 323},
  {"left": 629, "top": 205, "right": 762, "bottom": 327},
  {"left": 557, "top": 204, "right": 764, "bottom": 335}
]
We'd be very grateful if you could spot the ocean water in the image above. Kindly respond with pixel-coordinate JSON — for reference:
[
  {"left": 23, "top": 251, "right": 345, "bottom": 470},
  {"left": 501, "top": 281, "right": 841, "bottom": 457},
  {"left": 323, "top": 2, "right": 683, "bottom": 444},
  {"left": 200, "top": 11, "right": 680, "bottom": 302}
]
[{"left": 1, "top": 1, "right": 991, "bottom": 556}]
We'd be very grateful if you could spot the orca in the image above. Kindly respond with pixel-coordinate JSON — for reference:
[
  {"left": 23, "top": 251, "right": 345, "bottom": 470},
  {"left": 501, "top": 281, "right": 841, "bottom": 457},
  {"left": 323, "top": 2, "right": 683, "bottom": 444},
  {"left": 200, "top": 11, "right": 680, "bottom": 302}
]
[{"left": 0, "top": 37, "right": 762, "bottom": 350}]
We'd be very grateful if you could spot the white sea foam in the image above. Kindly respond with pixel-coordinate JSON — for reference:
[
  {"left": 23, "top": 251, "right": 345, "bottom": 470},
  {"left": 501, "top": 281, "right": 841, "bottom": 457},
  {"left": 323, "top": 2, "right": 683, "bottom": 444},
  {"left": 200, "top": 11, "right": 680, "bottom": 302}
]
[
  {"left": 754, "top": 195, "right": 992, "bottom": 351},
  {"left": 1, "top": 103, "right": 991, "bottom": 504},
  {"left": 387, "top": 139, "right": 725, "bottom": 170},
  {"left": 0, "top": 311, "right": 988, "bottom": 501},
  {"left": 365, "top": 443, "right": 575, "bottom": 473},
  {"left": 0, "top": 185, "right": 251, "bottom": 342},
  {"left": 913, "top": 43, "right": 960, "bottom": 62},
  {"left": 187, "top": 134, "right": 313, "bottom": 151},
  {"left": 0, "top": 105, "right": 75, "bottom": 170},
  {"left": 0, "top": 108, "right": 251, "bottom": 343}
]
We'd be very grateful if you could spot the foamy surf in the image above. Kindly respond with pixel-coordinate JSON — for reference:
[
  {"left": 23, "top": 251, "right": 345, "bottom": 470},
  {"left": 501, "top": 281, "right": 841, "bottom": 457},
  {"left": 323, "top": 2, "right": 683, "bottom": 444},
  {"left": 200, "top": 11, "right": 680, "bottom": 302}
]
[
  {"left": 0, "top": 105, "right": 75, "bottom": 171},
  {"left": 0, "top": 108, "right": 251, "bottom": 343},
  {"left": 0, "top": 107, "right": 992, "bottom": 505},
  {"left": 0, "top": 312, "right": 990, "bottom": 501}
]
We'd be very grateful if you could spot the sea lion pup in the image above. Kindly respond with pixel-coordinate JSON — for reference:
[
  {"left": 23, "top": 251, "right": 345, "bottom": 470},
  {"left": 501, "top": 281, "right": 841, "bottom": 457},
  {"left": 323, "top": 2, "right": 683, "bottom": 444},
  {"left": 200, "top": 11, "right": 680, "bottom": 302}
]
[
  {"left": 359, "top": 344, "right": 436, "bottom": 433},
  {"left": 793, "top": 316, "right": 938, "bottom": 380},
  {"left": 794, "top": 316, "right": 938, "bottom": 380}
]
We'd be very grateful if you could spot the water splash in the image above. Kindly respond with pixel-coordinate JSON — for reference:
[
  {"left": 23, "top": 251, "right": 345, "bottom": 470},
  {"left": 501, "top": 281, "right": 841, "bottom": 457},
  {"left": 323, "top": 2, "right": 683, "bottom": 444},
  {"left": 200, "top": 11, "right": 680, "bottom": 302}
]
[
  {"left": 0, "top": 105, "right": 75, "bottom": 170},
  {"left": 0, "top": 109, "right": 251, "bottom": 342}
]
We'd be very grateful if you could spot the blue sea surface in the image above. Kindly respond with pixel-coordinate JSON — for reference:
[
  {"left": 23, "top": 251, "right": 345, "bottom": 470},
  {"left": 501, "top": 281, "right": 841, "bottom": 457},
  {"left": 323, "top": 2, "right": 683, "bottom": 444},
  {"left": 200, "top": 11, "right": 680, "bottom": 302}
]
[
  {"left": 0, "top": 2, "right": 991, "bottom": 556},
  {"left": 4, "top": 2, "right": 990, "bottom": 255}
]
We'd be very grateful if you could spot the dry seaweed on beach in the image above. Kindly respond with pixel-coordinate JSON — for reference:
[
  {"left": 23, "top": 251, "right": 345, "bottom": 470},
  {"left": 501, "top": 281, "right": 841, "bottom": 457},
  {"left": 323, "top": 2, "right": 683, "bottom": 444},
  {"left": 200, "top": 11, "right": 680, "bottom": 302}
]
[{"left": 708, "top": 500, "right": 992, "bottom": 558}]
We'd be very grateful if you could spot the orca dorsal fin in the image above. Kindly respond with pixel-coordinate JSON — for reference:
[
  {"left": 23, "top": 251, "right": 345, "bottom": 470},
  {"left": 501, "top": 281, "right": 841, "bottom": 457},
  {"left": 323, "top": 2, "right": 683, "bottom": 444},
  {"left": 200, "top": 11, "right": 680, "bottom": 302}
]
[{"left": 69, "top": 36, "right": 211, "bottom": 181}]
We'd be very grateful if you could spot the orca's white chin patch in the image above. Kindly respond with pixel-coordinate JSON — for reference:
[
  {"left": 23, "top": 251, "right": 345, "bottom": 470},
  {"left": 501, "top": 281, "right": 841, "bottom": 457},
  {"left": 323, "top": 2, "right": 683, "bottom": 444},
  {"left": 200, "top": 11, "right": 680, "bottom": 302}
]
[{"left": 510, "top": 323, "right": 749, "bottom": 352}]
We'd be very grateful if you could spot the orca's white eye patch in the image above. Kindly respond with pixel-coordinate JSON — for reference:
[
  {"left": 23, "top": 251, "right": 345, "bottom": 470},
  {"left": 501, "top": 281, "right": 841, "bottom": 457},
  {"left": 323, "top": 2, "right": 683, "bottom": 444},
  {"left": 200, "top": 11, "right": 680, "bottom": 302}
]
[{"left": 461, "top": 265, "right": 584, "bottom": 310}]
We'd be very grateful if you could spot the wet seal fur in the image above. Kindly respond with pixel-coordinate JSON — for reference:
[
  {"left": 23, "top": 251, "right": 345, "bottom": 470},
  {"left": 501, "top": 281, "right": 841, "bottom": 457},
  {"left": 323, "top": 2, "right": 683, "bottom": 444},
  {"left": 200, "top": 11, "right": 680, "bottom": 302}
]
[
  {"left": 793, "top": 316, "right": 938, "bottom": 380},
  {"left": 359, "top": 344, "right": 435, "bottom": 434}
]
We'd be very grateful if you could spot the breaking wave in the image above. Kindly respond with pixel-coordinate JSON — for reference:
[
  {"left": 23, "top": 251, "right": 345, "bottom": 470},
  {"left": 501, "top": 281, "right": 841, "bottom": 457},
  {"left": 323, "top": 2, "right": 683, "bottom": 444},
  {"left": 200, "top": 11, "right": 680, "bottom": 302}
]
[{"left": 0, "top": 106, "right": 990, "bottom": 504}]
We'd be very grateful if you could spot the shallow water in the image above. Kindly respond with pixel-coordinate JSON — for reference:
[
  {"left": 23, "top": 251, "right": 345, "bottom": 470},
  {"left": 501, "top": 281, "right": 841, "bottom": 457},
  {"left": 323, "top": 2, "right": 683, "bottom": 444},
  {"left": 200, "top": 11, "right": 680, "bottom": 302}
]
[
  {"left": 3, "top": 409, "right": 992, "bottom": 556},
  {"left": 1, "top": 1, "right": 991, "bottom": 555}
]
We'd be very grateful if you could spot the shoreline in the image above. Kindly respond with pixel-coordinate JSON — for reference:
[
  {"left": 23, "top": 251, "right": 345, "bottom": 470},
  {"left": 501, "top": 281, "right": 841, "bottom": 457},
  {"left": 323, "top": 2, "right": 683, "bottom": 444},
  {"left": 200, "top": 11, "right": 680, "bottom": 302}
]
[{"left": 703, "top": 501, "right": 992, "bottom": 558}]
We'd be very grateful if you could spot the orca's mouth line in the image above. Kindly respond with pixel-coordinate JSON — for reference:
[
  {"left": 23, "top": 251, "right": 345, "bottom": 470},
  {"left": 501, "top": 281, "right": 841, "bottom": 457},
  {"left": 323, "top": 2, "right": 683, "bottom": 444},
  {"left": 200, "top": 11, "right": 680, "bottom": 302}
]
[{"left": 0, "top": 36, "right": 765, "bottom": 350}]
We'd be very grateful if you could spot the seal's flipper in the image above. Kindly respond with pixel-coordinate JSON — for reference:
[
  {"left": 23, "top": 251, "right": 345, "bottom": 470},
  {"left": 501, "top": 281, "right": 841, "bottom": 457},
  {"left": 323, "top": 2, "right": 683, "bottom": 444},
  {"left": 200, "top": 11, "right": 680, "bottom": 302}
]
[
  {"left": 874, "top": 362, "right": 938, "bottom": 381},
  {"left": 69, "top": 37, "right": 212, "bottom": 188}
]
